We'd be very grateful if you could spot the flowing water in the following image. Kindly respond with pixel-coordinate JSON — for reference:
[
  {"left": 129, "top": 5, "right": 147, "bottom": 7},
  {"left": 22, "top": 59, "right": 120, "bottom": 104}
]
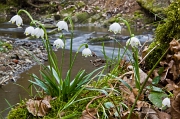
[{"left": 0, "top": 17, "right": 153, "bottom": 118}]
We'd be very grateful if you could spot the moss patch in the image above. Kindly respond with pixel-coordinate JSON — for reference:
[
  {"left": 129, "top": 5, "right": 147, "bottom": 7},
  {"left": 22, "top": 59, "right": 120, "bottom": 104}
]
[
  {"left": 145, "top": 0, "right": 180, "bottom": 69},
  {"left": 137, "top": 0, "right": 169, "bottom": 14},
  {"left": 88, "top": 35, "right": 112, "bottom": 43},
  {"left": 7, "top": 75, "right": 124, "bottom": 119},
  {"left": 72, "top": 12, "right": 91, "bottom": 23}
]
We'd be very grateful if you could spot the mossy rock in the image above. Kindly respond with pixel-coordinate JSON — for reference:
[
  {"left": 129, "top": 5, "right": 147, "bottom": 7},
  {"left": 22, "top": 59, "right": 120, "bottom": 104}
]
[
  {"left": 145, "top": 0, "right": 180, "bottom": 69},
  {"left": 72, "top": 12, "right": 91, "bottom": 23},
  {"left": 75, "top": 1, "right": 86, "bottom": 8},
  {"left": 102, "top": 14, "right": 122, "bottom": 27},
  {"left": 87, "top": 13, "right": 102, "bottom": 23},
  {"left": 137, "top": 0, "right": 170, "bottom": 17},
  {"left": 88, "top": 35, "right": 112, "bottom": 42},
  {"left": 60, "top": 5, "right": 77, "bottom": 17}
]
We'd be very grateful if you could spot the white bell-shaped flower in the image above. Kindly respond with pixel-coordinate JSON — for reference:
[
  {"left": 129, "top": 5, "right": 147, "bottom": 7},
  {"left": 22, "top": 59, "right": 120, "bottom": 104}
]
[
  {"left": 24, "top": 26, "right": 35, "bottom": 36},
  {"left": 9, "top": 15, "right": 23, "bottom": 27},
  {"left": 53, "top": 39, "right": 64, "bottom": 49},
  {"left": 126, "top": 37, "right": 141, "bottom": 48},
  {"left": 34, "top": 27, "right": 44, "bottom": 39},
  {"left": 162, "top": 97, "right": 170, "bottom": 107},
  {"left": 82, "top": 48, "right": 92, "bottom": 57},
  {"left": 56, "top": 21, "right": 68, "bottom": 32},
  {"left": 109, "top": 22, "right": 121, "bottom": 34}
]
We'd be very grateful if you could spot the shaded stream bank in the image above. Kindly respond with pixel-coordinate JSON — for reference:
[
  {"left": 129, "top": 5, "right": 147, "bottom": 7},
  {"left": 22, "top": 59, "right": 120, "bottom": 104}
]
[{"left": 0, "top": 19, "right": 153, "bottom": 118}]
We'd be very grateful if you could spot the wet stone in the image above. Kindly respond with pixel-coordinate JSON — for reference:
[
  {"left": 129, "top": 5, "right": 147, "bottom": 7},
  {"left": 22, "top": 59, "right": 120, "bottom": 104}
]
[{"left": 0, "top": 39, "right": 47, "bottom": 86}]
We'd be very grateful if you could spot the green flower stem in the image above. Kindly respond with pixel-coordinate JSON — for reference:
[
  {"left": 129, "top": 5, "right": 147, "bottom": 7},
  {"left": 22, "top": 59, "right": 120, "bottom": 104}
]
[
  {"left": 41, "top": 24, "right": 60, "bottom": 84},
  {"left": 18, "top": 9, "right": 62, "bottom": 87},
  {"left": 69, "top": 44, "right": 87, "bottom": 70},
  {"left": 18, "top": 10, "right": 36, "bottom": 27},
  {"left": 127, "top": 47, "right": 170, "bottom": 119},
  {"left": 119, "top": 17, "right": 133, "bottom": 37},
  {"left": 133, "top": 48, "right": 140, "bottom": 89},
  {"left": 66, "top": 16, "right": 74, "bottom": 80},
  {"left": 60, "top": 35, "right": 66, "bottom": 82}
]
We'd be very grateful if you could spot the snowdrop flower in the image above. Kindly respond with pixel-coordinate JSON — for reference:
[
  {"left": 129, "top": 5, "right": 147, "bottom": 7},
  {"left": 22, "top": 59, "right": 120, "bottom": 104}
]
[
  {"left": 162, "top": 97, "right": 170, "bottom": 107},
  {"left": 24, "top": 26, "right": 35, "bottom": 36},
  {"left": 56, "top": 21, "right": 68, "bottom": 32},
  {"left": 126, "top": 37, "right": 141, "bottom": 48},
  {"left": 53, "top": 39, "right": 64, "bottom": 49},
  {"left": 9, "top": 15, "right": 23, "bottom": 27},
  {"left": 108, "top": 22, "right": 121, "bottom": 34},
  {"left": 34, "top": 27, "right": 44, "bottom": 39},
  {"left": 82, "top": 45, "right": 92, "bottom": 57}
]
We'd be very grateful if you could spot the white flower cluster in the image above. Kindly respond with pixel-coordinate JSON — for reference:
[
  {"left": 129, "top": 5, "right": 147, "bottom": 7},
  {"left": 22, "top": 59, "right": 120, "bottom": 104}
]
[
  {"left": 9, "top": 14, "right": 45, "bottom": 39},
  {"left": 9, "top": 14, "right": 93, "bottom": 57},
  {"left": 108, "top": 22, "right": 141, "bottom": 48}
]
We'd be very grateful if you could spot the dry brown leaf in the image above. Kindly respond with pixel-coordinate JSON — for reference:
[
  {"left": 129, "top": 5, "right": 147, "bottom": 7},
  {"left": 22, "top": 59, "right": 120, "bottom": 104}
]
[
  {"left": 120, "top": 67, "right": 152, "bottom": 86},
  {"left": 174, "top": 52, "right": 180, "bottom": 60},
  {"left": 26, "top": 96, "right": 51, "bottom": 117},
  {"left": 171, "top": 93, "right": 180, "bottom": 119},
  {"left": 153, "top": 69, "right": 160, "bottom": 77},
  {"left": 165, "top": 84, "right": 176, "bottom": 91},
  {"left": 121, "top": 111, "right": 140, "bottom": 119},
  {"left": 132, "top": 88, "right": 144, "bottom": 101},
  {"left": 157, "top": 110, "right": 171, "bottom": 119},
  {"left": 160, "top": 61, "right": 168, "bottom": 67},
  {"left": 169, "top": 39, "right": 180, "bottom": 53},
  {"left": 165, "top": 79, "right": 179, "bottom": 91},
  {"left": 139, "top": 68, "right": 152, "bottom": 84},
  {"left": 166, "top": 54, "right": 173, "bottom": 62},
  {"left": 80, "top": 108, "right": 97, "bottom": 119},
  {"left": 129, "top": 91, "right": 149, "bottom": 111},
  {"left": 142, "top": 45, "right": 149, "bottom": 59},
  {"left": 140, "top": 107, "right": 159, "bottom": 119},
  {"left": 119, "top": 84, "right": 132, "bottom": 95}
]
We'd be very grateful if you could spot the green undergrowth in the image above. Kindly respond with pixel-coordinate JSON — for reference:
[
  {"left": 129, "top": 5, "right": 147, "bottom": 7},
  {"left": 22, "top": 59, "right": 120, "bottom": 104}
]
[
  {"left": 0, "top": 40, "right": 13, "bottom": 52},
  {"left": 7, "top": 75, "right": 123, "bottom": 119}
]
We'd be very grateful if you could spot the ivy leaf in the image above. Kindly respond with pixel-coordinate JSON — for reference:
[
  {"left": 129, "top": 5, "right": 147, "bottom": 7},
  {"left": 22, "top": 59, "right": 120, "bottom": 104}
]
[
  {"left": 152, "top": 76, "right": 160, "bottom": 85},
  {"left": 146, "top": 86, "right": 163, "bottom": 92},
  {"left": 148, "top": 92, "right": 168, "bottom": 108}
]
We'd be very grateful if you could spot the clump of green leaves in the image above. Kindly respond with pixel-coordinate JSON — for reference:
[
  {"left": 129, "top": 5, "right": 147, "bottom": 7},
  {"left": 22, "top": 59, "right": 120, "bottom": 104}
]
[
  {"left": 0, "top": 40, "right": 13, "bottom": 52},
  {"left": 146, "top": 0, "right": 180, "bottom": 68}
]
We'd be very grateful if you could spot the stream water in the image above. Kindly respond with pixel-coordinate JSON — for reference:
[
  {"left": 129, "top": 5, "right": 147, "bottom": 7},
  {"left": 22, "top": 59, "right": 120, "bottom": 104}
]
[{"left": 0, "top": 17, "right": 153, "bottom": 118}]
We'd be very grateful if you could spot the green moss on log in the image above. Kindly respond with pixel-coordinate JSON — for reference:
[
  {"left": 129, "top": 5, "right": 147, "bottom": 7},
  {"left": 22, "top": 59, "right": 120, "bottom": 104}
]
[{"left": 145, "top": 0, "right": 180, "bottom": 68}]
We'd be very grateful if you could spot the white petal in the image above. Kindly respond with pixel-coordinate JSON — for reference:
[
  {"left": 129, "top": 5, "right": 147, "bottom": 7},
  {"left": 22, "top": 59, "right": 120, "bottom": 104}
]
[
  {"left": 24, "top": 26, "right": 34, "bottom": 36},
  {"left": 9, "top": 15, "right": 23, "bottom": 27},
  {"left": 56, "top": 21, "right": 68, "bottom": 32},
  {"left": 126, "top": 37, "right": 141, "bottom": 48},
  {"left": 53, "top": 39, "right": 64, "bottom": 49},
  {"left": 162, "top": 98, "right": 170, "bottom": 107},
  {"left": 34, "top": 28, "right": 44, "bottom": 39},
  {"left": 82, "top": 48, "right": 92, "bottom": 57},
  {"left": 9, "top": 15, "right": 17, "bottom": 23},
  {"left": 39, "top": 28, "right": 44, "bottom": 39},
  {"left": 109, "top": 22, "right": 121, "bottom": 34},
  {"left": 16, "top": 15, "right": 23, "bottom": 26}
]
